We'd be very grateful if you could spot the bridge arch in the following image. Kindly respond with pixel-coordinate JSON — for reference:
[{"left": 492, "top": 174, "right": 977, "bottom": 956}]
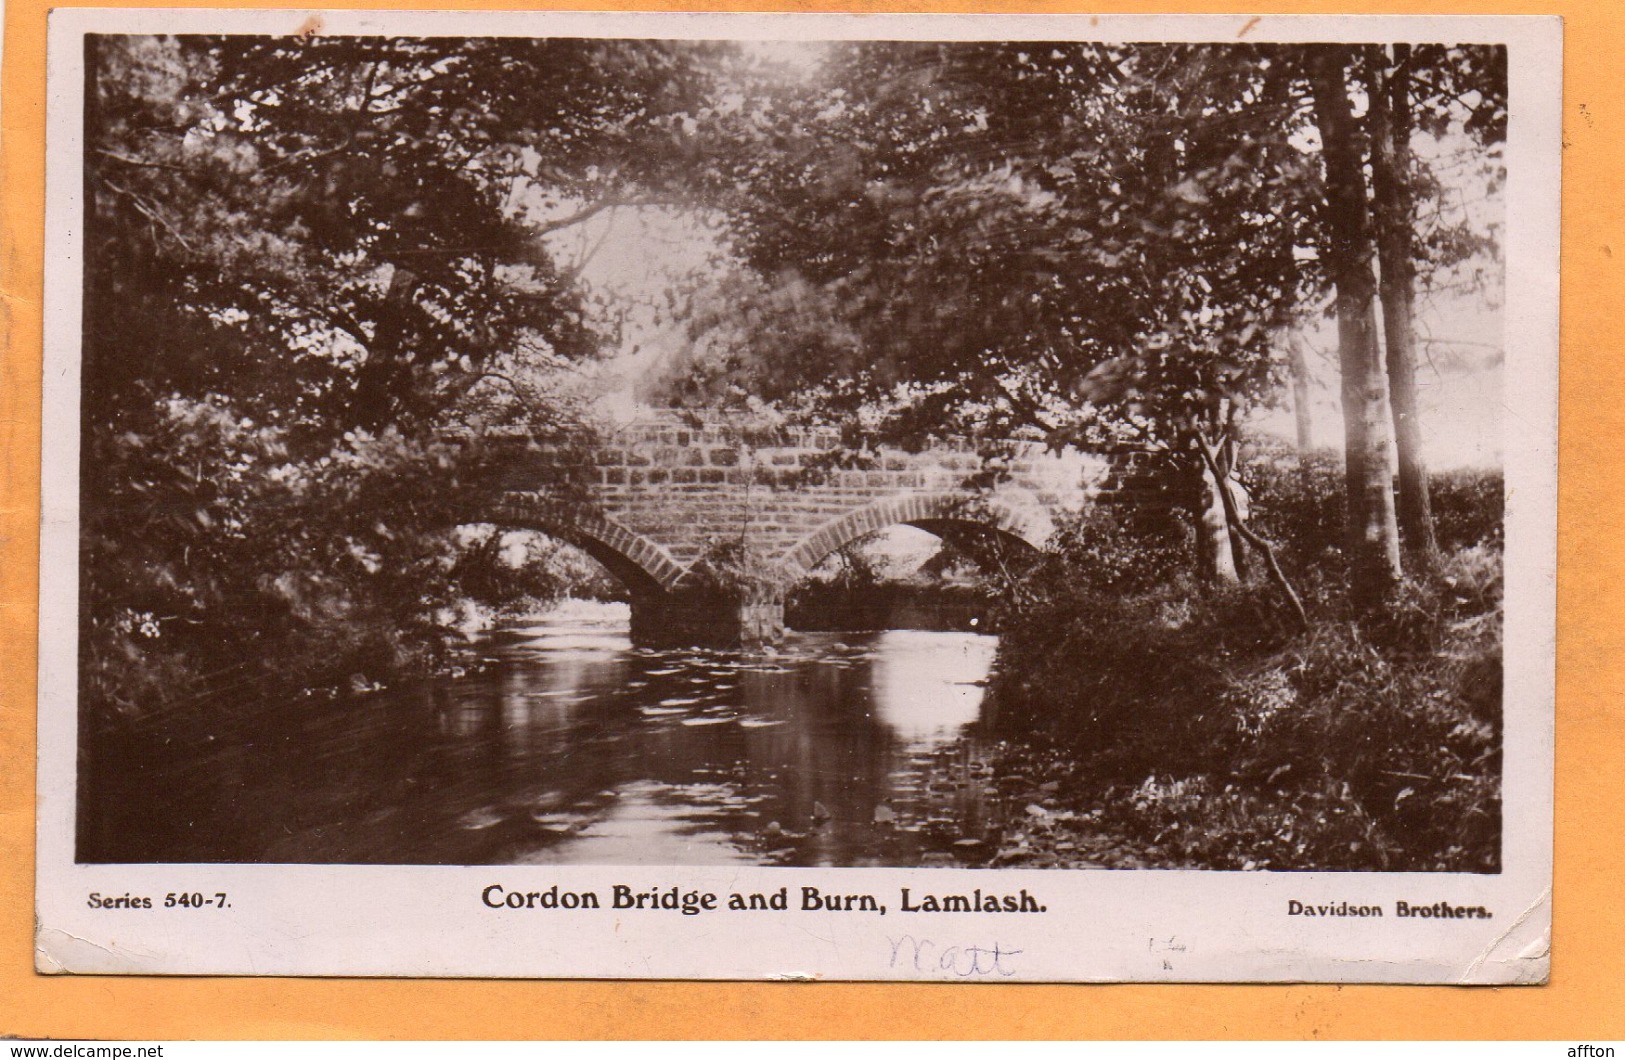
[
  {"left": 483, "top": 499, "right": 687, "bottom": 598},
  {"left": 779, "top": 491, "right": 1053, "bottom": 584}
]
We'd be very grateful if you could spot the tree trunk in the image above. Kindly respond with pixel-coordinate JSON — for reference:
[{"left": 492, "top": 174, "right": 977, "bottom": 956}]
[
  {"left": 1307, "top": 46, "right": 1404, "bottom": 604},
  {"left": 1367, "top": 43, "right": 1441, "bottom": 561},
  {"left": 1289, "top": 333, "right": 1314, "bottom": 451},
  {"left": 354, "top": 263, "right": 420, "bottom": 431},
  {"left": 1195, "top": 432, "right": 1308, "bottom": 629},
  {"left": 1217, "top": 431, "right": 1250, "bottom": 579},
  {"left": 1194, "top": 456, "right": 1242, "bottom": 586}
]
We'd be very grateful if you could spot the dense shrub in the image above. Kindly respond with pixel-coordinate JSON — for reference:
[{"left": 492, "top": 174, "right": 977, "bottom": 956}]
[
  {"left": 1430, "top": 467, "right": 1504, "bottom": 551},
  {"left": 1040, "top": 501, "right": 1197, "bottom": 597},
  {"left": 77, "top": 404, "right": 611, "bottom": 729},
  {"left": 1243, "top": 447, "right": 1503, "bottom": 559},
  {"left": 988, "top": 455, "right": 1504, "bottom": 872},
  {"left": 1240, "top": 447, "right": 1346, "bottom": 571}
]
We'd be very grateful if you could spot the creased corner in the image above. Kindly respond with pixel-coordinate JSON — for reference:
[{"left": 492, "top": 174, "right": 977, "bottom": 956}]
[
  {"left": 34, "top": 923, "right": 154, "bottom": 975},
  {"left": 34, "top": 917, "right": 66, "bottom": 975},
  {"left": 1456, "top": 886, "right": 1552, "bottom": 984}
]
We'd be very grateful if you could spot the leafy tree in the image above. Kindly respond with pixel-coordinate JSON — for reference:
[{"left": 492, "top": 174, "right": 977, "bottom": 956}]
[
  {"left": 1367, "top": 44, "right": 1436, "bottom": 559},
  {"left": 1366, "top": 43, "right": 1506, "bottom": 562},
  {"left": 1298, "top": 43, "right": 1504, "bottom": 598},
  {"left": 79, "top": 35, "right": 712, "bottom": 721},
  {"left": 666, "top": 42, "right": 1321, "bottom": 605},
  {"left": 1305, "top": 45, "right": 1405, "bottom": 603},
  {"left": 667, "top": 40, "right": 1501, "bottom": 614}
]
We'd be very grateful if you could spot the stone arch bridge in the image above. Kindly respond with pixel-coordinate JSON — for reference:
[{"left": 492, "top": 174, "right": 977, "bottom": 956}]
[{"left": 474, "top": 416, "right": 1164, "bottom": 645}]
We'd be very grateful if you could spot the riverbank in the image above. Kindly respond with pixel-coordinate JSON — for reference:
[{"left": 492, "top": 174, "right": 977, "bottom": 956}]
[{"left": 985, "top": 464, "right": 1505, "bottom": 872}]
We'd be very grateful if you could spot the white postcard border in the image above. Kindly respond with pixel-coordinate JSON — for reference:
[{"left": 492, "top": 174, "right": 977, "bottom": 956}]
[{"left": 35, "top": 8, "right": 1560, "bottom": 983}]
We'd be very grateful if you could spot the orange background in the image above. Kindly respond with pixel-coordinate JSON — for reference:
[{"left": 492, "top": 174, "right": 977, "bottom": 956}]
[{"left": 2, "top": 0, "right": 1618, "bottom": 1041}]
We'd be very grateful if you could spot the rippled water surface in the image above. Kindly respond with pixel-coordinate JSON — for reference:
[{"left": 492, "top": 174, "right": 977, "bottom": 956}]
[{"left": 86, "top": 603, "right": 1016, "bottom": 866}]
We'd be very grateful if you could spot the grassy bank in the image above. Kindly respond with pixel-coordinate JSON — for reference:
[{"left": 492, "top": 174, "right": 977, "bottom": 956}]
[{"left": 986, "top": 456, "right": 1504, "bottom": 872}]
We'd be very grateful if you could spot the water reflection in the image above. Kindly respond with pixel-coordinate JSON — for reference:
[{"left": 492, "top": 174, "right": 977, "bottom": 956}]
[
  {"left": 85, "top": 602, "right": 1008, "bottom": 867},
  {"left": 868, "top": 631, "right": 995, "bottom": 746}
]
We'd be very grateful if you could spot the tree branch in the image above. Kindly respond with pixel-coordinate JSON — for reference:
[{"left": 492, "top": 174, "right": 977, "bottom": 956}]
[
  {"left": 991, "top": 378, "right": 1058, "bottom": 435},
  {"left": 102, "top": 178, "right": 194, "bottom": 252},
  {"left": 559, "top": 205, "right": 621, "bottom": 284},
  {"left": 1194, "top": 429, "right": 1309, "bottom": 629},
  {"left": 309, "top": 305, "right": 373, "bottom": 348},
  {"left": 94, "top": 148, "right": 189, "bottom": 173},
  {"left": 259, "top": 133, "right": 356, "bottom": 175},
  {"left": 461, "top": 370, "right": 550, "bottom": 424},
  {"left": 532, "top": 196, "right": 684, "bottom": 236}
]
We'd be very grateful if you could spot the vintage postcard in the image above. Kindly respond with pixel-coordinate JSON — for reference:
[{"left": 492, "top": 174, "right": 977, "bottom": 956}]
[{"left": 34, "top": 9, "right": 1557, "bottom": 981}]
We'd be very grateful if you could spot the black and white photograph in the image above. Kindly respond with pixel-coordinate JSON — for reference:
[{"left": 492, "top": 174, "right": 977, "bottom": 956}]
[{"left": 35, "top": 10, "right": 1558, "bottom": 982}]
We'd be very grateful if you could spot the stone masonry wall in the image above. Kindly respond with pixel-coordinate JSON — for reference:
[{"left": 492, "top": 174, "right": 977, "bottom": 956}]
[{"left": 488, "top": 416, "right": 1174, "bottom": 594}]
